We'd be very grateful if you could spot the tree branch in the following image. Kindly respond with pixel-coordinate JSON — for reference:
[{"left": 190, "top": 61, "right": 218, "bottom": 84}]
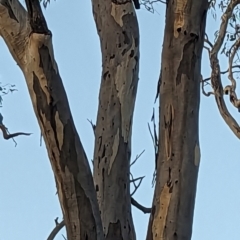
[
  {"left": 47, "top": 219, "right": 65, "bottom": 240},
  {"left": 87, "top": 118, "right": 96, "bottom": 134},
  {"left": 130, "top": 150, "right": 145, "bottom": 167},
  {"left": 131, "top": 197, "right": 151, "bottom": 214},
  {"left": 0, "top": 124, "right": 31, "bottom": 145},
  {"left": 130, "top": 172, "right": 145, "bottom": 196},
  {"left": 200, "top": 75, "right": 214, "bottom": 97},
  {"left": 0, "top": 1, "right": 104, "bottom": 238},
  {"left": 148, "top": 108, "right": 158, "bottom": 186},
  {"left": 209, "top": 0, "right": 240, "bottom": 138},
  {"left": 211, "top": 0, "right": 240, "bottom": 55}
]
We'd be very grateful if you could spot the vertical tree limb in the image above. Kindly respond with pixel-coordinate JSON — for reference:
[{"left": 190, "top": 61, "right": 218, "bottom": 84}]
[
  {"left": 91, "top": 0, "right": 140, "bottom": 239},
  {"left": 146, "top": 0, "right": 208, "bottom": 239},
  {"left": 0, "top": 1, "right": 104, "bottom": 239}
]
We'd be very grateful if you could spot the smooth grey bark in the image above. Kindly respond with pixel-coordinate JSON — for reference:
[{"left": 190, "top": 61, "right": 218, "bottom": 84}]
[
  {"left": 0, "top": 1, "right": 103, "bottom": 239},
  {"left": 146, "top": 1, "right": 208, "bottom": 239},
  {"left": 91, "top": 1, "right": 140, "bottom": 239}
]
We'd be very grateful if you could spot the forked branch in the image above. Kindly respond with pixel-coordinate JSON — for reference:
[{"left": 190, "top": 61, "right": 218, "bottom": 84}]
[{"left": 206, "top": 0, "right": 240, "bottom": 138}]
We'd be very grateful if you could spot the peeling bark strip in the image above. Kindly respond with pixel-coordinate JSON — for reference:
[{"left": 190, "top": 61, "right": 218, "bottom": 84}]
[
  {"left": 0, "top": 1, "right": 103, "bottom": 239},
  {"left": 147, "top": 0, "right": 208, "bottom": 239},
  {"left": 92, "top": 0, "right": 139, "bottom": 239}
]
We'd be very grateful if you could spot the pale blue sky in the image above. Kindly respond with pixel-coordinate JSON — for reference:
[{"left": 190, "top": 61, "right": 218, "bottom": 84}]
[{"left": 0, "top": 1, "right": 240, "bottom": 240}]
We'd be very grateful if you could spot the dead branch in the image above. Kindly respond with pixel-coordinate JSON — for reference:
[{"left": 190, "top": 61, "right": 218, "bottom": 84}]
[
  {"left": 130, "top": 176, "right": 145, "bottom": 183},
  {"left": 130, "top": 173, "right": 145, "bottom": 196},
  {"left": 129, "top": 150, "right": 147, "bottom": 213},
  {"left": 130, "top": 150, "right": 145, "bottom": 167},
  {"left": 87, "top": 118, "right": 96, "bottom": 134},
  {"left": 131, "top": 197, "right": 151, "bottom": 214},
  {"left": 62, "top": 234, "right": 67, "bottom": 240},
  {"left": 47, "top": 219, "right": 65, "bottom": 240},
  {"left": 148, "top": 108, "right": 158, "bottom": 186},
  {"left": 0, "top": 124, "right": 31, "bottom": 146},
  {"left": 148, "top": 110, "right": 158, "bottom": 162},
  {"left": 204, "top": 45, "right": 211, "bottom": 56}
]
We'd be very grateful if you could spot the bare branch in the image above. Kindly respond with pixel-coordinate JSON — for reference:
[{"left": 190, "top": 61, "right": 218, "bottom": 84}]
[
  {"left": 47, "top": 219, "right": 65, "bottom": 240},
  {"left": 148, "top": 123, "right": 155, "bottom": 147},
  {"left": 204, "top": 45, "right": 211, "bottom": 56},
  {"left": 62, "top": 234, "right": 67, "bottom": 240},
  {"left": 130, "top": 173, "right": 145, "bottom": 196},
  {"left": 141, "top": 0, "right": 165, "bottom": 13},
  {"left": 201, "top": 75, "right": 215, "bottom": 97},
  {"left": 204, "top": 33, "right": 213, "bottom": 48},
  {"left": 131, "top": 197, "right": 151, "bottom": 214},
  {"left": 0, "top": 124, "right": 31, "bottom": 146},
  {"left": 87, "top": 118, "right": 96, "bottom": 133},
  {"left": 148, "top": 108, "right": 158, "bottom": 186},
  {"left": 130, "top": 150, "right": 145, "bottom": 208},
  {"left": 130, "top": 176, "right": 145, "bottom": 183},
  {"left": 130, "top": 150, "right": 145, "bottom": 167}
]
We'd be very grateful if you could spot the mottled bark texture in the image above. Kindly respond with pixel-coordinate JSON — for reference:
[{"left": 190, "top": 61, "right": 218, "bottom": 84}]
[
  {"left": 0, "top": 1, "right": 103, "bottom": 239},
  {"left": 91, "top": 0, "right": 139, "bottom": 239},
  {"left": 147, "top": 1, "right": 208, "bottom": 239}
]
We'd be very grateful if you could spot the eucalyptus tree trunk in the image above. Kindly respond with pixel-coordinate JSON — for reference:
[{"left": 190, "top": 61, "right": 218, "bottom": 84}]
[
  {"left": 147, "top": 1, "right": 208, "bottom": 239},
  {"left": 91, "top": 1, "right": 139, "bottom": 239},
  {"left": 0, "top": 1, "right": 103, "bottom": 239}
]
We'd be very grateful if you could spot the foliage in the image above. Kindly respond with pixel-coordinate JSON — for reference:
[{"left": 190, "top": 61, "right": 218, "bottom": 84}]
[
  {"left": 0, "top": 83, "right": 17, "bottom": 107},
  {"left": 40, "top": 0, "right": 53, "bottom": 8}
]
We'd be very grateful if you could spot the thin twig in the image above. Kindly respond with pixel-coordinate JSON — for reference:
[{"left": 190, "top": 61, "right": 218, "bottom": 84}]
[
  {"left": 201, "top": 75, "right": 214, "bottom": 97},
  {"left": 130, "top": 150, "right": 145, "bottom": 167},
  {"left": 47, "top": 219, "right": 65, "bottom": 240},
  {"left": 87, "top": 119, "right": 96, "bottom": 134},
  {"left": 130, "top": 174, "right": 145, "bottom": 196},
  {"left": 130, "top": 176, "right": 145, "bottom": 183},
  {"left": 62, "top": 234, "right": 67, "bottom": 240}
]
